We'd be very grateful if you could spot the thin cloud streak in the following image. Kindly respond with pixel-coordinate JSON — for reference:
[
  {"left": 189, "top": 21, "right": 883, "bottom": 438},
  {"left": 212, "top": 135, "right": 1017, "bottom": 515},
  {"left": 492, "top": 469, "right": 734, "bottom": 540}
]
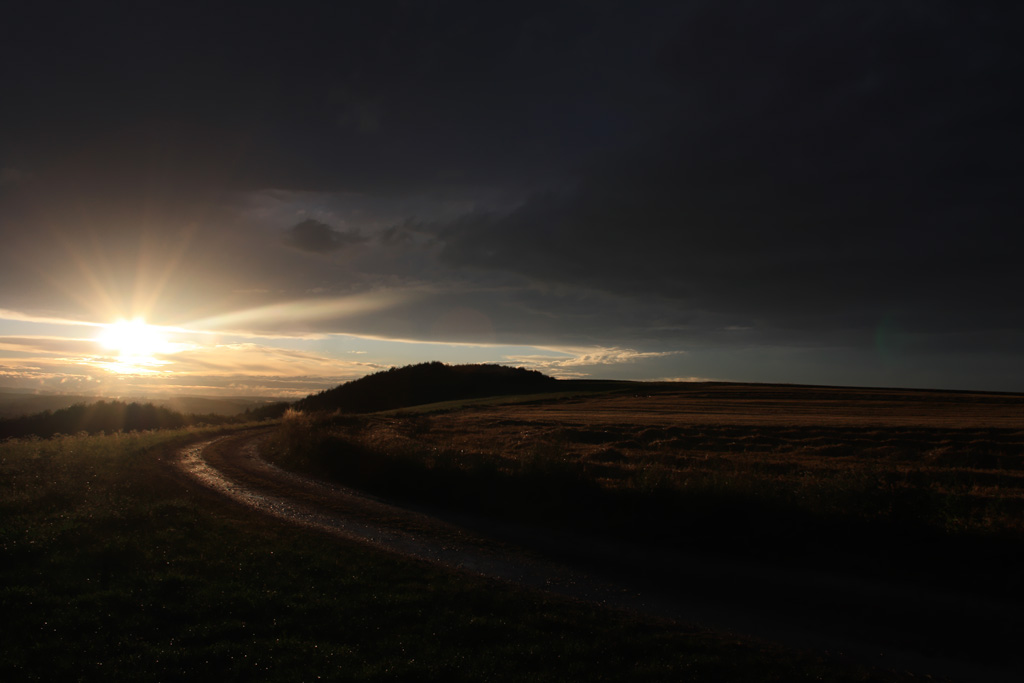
[
  {"left": 0, "top": 336, "right": 101, "bottom": 355},
  {"left": 184, "top": 291, "right": 422, "bottom": 337},
  {"left": 0, "top": 310, "right": 105, "bottom": 329},
  {"left": 505, "top": 347, "right": 686, "bottom": 378}
]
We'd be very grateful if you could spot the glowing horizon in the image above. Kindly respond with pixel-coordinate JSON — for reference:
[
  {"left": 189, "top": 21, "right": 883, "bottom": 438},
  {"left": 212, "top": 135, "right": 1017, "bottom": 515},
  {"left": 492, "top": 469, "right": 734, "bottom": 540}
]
[{"left": 0, "top": 305, "right": 682, "bottom": 398}]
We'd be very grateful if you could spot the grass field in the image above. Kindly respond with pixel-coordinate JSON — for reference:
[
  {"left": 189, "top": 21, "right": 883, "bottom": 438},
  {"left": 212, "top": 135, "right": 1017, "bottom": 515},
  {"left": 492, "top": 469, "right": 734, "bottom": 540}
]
[
  {"left": 271, "top": 384, "right": 1024, "bottom": 600},
  {"left": 1, "top": 414, "right": 933, "bottom": 681},
  {"left": 6, "top": 382, "right": 1023, "bottom": 680}
]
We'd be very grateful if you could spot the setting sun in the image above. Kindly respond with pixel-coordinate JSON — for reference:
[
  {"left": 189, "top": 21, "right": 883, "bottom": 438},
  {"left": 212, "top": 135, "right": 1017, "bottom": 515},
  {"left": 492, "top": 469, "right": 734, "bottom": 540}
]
[
  {"left": 97, "top": 318, "right": 168, "bottom": 357},
  {"left": 95, "top": 318, "right": 173, "bottom": 373}
]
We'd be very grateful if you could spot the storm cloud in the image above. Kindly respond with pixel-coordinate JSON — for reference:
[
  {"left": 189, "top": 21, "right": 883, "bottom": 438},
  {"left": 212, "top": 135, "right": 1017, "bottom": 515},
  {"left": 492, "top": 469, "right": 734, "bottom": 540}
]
[
  {"left": 283, "top": 219, "right": 366, "bottom": 253},
  {"left": 1, "top": 1, "right": 1022, "bottom": 391}
]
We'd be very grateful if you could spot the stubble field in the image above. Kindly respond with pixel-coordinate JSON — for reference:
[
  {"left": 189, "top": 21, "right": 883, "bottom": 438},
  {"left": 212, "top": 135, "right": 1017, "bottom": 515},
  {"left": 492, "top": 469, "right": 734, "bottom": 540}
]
[{"left": 281, "top": 383, "right": 1024, "bottom": 595}]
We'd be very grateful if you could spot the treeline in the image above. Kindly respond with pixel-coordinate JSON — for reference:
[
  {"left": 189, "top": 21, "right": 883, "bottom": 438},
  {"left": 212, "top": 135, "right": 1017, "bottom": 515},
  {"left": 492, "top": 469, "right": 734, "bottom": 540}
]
[
  {"left": 241, "top": 401, "right": 291, "bottom": 421},
  {"left": 0, "top": 400, "right": 232, "bottom": 439},
  {"left": 295, "top": 362, "right": 559, "bottom": 413}
]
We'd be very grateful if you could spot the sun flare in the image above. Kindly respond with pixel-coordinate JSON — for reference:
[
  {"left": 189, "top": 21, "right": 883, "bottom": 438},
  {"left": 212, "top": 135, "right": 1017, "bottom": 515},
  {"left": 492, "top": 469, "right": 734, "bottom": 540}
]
[{"left": 95, "top": 318, "right": 174, "bottom": 373}]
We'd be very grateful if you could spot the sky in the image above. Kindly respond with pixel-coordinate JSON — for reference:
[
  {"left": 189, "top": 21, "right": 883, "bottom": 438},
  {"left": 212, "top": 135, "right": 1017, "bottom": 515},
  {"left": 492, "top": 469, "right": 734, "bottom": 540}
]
[{"left": 1, "top": 0, "right": 1022, "bottom": 398}]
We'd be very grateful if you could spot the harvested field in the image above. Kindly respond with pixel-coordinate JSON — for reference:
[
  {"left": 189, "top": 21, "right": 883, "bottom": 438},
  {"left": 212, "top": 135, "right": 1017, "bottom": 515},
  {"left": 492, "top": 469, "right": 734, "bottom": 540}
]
[
  {"left": 339, "top": 384, "right": 1024, "bottom": 530},
  {"left": 273, "top": 383, "right": 1024, "bottom": 596},
  {"left": 455, "top": 383, "right": 1024, "bottom": 428},
  {"left": 259, "top": 383, "right": 1024, "bottom": 677}
]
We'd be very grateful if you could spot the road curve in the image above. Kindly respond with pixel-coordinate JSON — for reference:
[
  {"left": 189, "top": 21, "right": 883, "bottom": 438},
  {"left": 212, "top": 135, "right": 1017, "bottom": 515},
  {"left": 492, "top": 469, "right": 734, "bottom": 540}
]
[{"left": 175, "top": 429, "right": 1020, "bottom": 683}]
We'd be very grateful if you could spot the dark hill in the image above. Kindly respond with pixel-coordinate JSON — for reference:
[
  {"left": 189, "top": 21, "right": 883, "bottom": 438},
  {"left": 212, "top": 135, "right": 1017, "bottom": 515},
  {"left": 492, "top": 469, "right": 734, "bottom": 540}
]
[
  {"left": 0, "top": 400, "right": 211, "bottom": 439},
  {"left": 294, "top": 362, "right": 559, "bottom": 413}
]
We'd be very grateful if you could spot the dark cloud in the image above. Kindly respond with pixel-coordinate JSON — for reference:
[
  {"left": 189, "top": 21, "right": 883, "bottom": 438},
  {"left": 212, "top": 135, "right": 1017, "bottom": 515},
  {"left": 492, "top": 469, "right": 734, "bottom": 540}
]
[
  {"left": 0, "top": 0, "right": 688, "bottom": 195},
  {"left": 283, "top": 219, "right": 365, "bottom": 253},
  {"left": 1, "top": 1, "right": 1022, "bottom": 391},
  {"left": 430, "top": 1, "right": 1024, "bottom": 355}
]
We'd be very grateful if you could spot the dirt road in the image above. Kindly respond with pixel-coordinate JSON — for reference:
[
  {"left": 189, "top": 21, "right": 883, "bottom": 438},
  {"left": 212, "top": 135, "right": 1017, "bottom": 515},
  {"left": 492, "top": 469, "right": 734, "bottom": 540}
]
[{"left": 175, "top": 429, "right": 1021, "bottom": 682}]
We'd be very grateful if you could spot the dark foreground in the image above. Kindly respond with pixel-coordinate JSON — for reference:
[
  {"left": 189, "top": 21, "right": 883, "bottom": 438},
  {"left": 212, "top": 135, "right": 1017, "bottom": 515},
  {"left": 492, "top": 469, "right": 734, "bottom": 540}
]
[{"left": 3, "top": 382, "right": 1023, "bottom": 681}]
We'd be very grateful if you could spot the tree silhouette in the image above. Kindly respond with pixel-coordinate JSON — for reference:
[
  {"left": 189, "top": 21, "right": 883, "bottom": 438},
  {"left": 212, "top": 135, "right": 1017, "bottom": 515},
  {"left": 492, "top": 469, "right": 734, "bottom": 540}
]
[{"left": 295, "top": 362, "right": 558, "bottom": 413}]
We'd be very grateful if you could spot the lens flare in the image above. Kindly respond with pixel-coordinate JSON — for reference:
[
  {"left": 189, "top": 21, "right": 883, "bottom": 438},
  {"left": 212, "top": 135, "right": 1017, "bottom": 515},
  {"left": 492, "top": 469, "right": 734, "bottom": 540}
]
[{"left": 95, "top": 318, "right": 173, "bottom": 373}]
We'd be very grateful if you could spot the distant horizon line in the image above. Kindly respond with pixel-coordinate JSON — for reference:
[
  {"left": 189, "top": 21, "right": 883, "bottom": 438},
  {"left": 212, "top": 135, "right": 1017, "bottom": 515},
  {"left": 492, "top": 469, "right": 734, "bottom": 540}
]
[{"left": 3, "top": 375, "right": 1023, "bottom": 402}]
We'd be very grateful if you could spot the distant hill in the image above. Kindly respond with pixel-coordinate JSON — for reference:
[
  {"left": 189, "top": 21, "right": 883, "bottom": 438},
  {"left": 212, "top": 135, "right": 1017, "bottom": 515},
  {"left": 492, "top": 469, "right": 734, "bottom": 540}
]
[
  {"left": 0, "top": 391, "right": 104, "bottom": 418},
  {"left": 294, "top": 362, "right": 559, "bottom": 413},
  {"left": 0, "top": 400, "right": 204, "bottom": 439},
  {"left": 0, "top": 395, "right": 293, "bottom": 439},
  {"left": 158, "top": 395, "right": 282, "bottom": 416},
  {"left": 0, "top": 390, "right": 279, "bottom": 419}
]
